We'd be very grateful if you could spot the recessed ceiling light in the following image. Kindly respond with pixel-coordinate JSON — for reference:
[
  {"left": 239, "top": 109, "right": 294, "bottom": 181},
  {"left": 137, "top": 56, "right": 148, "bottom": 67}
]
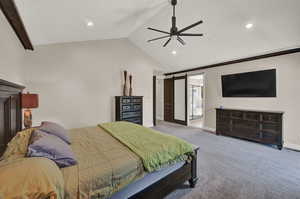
[
  {"left": 86, "top": 21, "right": 94, "bottom": 27},
  {"left": 172, "top": 50, "right": 177, "bottom": 55},
  {"left": 246, "top": 23, "right": 253, "bottom": 29}
]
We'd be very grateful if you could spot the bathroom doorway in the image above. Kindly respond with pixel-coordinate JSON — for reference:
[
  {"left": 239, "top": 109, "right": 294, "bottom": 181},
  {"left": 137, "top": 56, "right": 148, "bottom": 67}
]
[{"left": 188, "top": 74, "right": 204, "bottom": 128}]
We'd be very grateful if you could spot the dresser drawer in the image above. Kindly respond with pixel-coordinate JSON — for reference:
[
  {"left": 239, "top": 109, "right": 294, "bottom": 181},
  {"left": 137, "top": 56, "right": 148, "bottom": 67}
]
[
  {"left": 123, "top": 117, "right": 142, "bottom": 124},
  {"left": 122, "top": 112, "right": 141, "bottom": 119},
  {"left": 122, "top": 98, "right": 131, "bottom": 104},
  {"left": 231, "top": 110, "right": 243, "bottom": 119},
  {"left": 122, "top": 104, "right": 142, "bottom": 112},
  {"left": 232, "top": 120, "right": 260, "bottom": 140},
  {"left": 132, "top": 98, "right": 142, "bottom": 103},
  {"left": 122, "top": 105, "right": 131, "bottom": 112},
  {"left": 261, "top": 131, "right": 278, "bottom": 144},
  {"left": 262, "top": 113, "right": 281, "bottom": 123},
  {"left": 245, "top": 112, "right": 260, "bottom": 121},
  {"left": 217, "top": 117, "right": 230, "bottom": 125},
  {"left": 132, "top": 104, "right": 142, "bottom": 111},
  {"left": 262, "top": 122, "right": 280, "bottom": 134},
  {"left": 217, "top": 110, "right": 230, "bottom": 118}
]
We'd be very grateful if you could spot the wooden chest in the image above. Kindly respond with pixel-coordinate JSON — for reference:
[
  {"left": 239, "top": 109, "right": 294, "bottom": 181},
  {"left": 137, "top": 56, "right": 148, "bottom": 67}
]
[{"left": 115, "top": 96, "right": 143, "bottom": 125}]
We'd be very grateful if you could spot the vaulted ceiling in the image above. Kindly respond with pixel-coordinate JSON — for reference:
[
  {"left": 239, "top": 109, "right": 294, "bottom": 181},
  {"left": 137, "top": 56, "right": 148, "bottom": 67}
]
[
  {"left": 14, "top": 0, "right": 300, "bottom": 72},
  {"left": 130, "top": 0, "right": 300, "bottom": 71},
  {"left": 14, "top": 0, "right": 168, "bottom": 45}
]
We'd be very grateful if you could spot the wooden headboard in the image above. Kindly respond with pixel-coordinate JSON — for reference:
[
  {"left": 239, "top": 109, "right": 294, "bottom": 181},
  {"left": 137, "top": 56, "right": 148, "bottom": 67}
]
[{"left": 0, "top": 79, "right": 25, "bottom": 156}]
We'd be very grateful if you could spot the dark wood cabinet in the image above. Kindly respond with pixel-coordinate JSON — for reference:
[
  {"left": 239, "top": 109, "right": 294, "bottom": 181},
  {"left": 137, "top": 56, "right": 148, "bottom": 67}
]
[
  {"left": 216, "top": 108, "right": 284, "bottom": 150},
  {"left": 0, "top": 80, "right": 24, "bottom": 155},
  {"left": 115, "top": 96, "right": 143, "bottom": 125}
]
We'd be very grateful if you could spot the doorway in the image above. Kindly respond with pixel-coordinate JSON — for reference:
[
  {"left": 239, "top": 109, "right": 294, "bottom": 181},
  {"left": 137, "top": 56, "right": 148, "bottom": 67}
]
[
  {"left": 188, "top": 74, "right": 204, "bottom": 128},
  {"left": 159, "top": 76, "right": 188, "bottom": 126}
]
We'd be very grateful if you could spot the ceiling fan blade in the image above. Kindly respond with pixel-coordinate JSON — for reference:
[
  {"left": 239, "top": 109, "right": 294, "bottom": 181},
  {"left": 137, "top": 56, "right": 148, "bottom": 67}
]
[
  {"left": 148, "top": 35, "right": 170, "bottom": 42},
  {"left": 177, "top": 20, "right": 203, "bottom": 34},
  {"left": 148, "top": 27, "right": 170, "bottom": 35},
  {"left": 163, "top": 38, "right": 172, "bottom": 47},
  {"left": 177, "top": 36, "right": 186, "bottom": 45},
  {"left": 179, "top": 33, "right": 203, "bottom": 36}
]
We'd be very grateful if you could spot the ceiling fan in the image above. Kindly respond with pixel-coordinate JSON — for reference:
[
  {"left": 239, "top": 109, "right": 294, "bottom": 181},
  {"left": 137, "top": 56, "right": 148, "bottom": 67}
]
[{"left": 147, "top": 0, "right": 203, "bottom": 47}]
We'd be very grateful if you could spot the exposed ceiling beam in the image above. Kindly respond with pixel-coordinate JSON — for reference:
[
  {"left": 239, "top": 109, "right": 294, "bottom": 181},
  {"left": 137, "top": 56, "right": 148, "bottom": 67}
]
[
  {"left": 164, "top": 47, "right": 300, "bottom": 76},
  {"left": 0, "top": 0, "right": 34, "bottom": 50}
]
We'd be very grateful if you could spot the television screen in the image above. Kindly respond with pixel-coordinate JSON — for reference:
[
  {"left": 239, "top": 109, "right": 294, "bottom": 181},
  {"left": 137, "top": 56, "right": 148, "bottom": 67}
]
[{"left": 222, "top": 69, "right": 276, "bottom": 97}]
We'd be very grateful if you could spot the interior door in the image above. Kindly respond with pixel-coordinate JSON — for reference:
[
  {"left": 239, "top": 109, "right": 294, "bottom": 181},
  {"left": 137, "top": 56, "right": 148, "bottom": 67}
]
[
  {"left": 173, "top": 76, "right": 187, "bottom": 125},
  {"left": 164, "top": 78, "right": 174, "bottom": 122}
]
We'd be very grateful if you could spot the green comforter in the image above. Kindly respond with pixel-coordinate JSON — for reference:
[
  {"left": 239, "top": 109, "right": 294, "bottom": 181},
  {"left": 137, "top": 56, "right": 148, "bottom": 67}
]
[{"left": 99, "top": 122, "right": 194, "bottom": 172}]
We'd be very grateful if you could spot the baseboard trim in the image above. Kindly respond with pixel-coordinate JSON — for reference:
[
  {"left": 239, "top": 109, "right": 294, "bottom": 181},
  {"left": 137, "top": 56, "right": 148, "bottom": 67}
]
[
  {"left": 156, "top": 116, "right": 163, "bottom": 120},
  {"left": 284, "top": 143, "right": 300, "bottom": 151},
  {"left": 145, "top": 122, "right": 154, "bottom": 128},
  {"left": 199, "top": 128, "right": 300, "bottom": 152},
  {"left": 202, "top": 126, "right": 216, "bottom": 133}
]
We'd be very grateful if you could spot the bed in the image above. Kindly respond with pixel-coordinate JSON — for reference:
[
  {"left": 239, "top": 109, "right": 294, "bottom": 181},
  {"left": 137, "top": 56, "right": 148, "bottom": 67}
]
[{"left": 0, "top": 79, "right": 198, "bottom": 199}]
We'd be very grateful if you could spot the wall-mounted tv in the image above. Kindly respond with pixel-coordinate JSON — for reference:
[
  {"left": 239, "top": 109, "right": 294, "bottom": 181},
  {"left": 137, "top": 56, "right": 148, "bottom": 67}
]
[{"left": 222, "top": 69, "right": 276, "bottom": 97}]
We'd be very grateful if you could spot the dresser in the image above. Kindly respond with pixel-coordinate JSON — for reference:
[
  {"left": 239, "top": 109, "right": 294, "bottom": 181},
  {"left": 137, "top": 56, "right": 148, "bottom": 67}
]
[
  {"left": 115, "top": 96, "right": 143, "bottom": 125},
  {"left": 216, "top": 108, "right": 284, "bottom": 150}
]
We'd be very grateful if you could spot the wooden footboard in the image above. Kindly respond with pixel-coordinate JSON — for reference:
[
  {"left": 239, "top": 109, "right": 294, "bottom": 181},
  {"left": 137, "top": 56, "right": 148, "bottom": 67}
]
[{"left": 130, "top": 147, "right": 199, "bottom": 199}]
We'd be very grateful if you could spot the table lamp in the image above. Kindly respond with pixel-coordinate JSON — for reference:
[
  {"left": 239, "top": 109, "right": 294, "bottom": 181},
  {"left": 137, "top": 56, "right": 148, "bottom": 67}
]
[{"left": 21, "top": 93, "right": 39, "bottom": 129}]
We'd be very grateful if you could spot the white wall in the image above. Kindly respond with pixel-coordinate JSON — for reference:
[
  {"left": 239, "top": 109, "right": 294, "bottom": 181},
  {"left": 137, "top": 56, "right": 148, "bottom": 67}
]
[
  {"left": 0, "top": 12, "right": 24, "bottom": 84},
  {"left": 1, "top": 12, "right": 160, "bottom": 129},
  {"left": 202, "top": 53, "right": 300, "bottom": 149},
  {"left": 18, "top": 39, "right": 159, "bottom": 128},
  {"left": 167, "top": 53, "right": 300, "bottom": 149}
]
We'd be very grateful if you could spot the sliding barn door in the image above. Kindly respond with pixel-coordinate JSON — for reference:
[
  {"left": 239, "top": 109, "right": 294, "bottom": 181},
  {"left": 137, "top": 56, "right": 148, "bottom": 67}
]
[
  {"left": 164, "top": 76, "right": 188, "bottom": 125},
  {"left": 173, "top": 76, "right": 188, "bottom": 125},
  {"left": 164, "top": 78, "right": 174, "bottom": 122}
]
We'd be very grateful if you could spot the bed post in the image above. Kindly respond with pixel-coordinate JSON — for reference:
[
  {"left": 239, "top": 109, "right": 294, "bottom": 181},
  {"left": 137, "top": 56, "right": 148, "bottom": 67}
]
[{"left": 189, "top": 147, "right": 199, "bottom": 188}]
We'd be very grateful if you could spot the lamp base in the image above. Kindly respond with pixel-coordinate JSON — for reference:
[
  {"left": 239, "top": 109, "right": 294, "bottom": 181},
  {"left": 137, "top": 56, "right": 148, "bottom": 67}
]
[{"left": 24, "top": 109, "right": 32, "bottom": 129}]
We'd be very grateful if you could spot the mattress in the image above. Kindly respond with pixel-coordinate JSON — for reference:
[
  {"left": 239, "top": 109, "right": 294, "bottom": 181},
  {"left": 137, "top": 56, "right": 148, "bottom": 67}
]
[{"left": 61, "top": 126, "right": 145, "bottom": 199}]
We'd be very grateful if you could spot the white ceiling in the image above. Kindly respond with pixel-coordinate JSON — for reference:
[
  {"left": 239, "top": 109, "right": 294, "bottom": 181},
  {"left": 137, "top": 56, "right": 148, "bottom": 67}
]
[
  {"left": 15, "top": 0, "right": 300, "bottom": 72},
  {"left": 14, "top": 0, "right": 168, "bottom": 45},
  {"left": 129, "top": 0, "right": 300, "bottom": 72}
]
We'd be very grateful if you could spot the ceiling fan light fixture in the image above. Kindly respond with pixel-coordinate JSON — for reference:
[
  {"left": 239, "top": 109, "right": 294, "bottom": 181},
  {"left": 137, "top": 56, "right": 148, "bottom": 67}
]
[
  {"left": 246, "top": 23, "right": 253, "bottom": 29},
  {"left": 172, "top": 50, "right": 177, "bottom": 55},
  {"left": 86, "top": 20, "right": 94, "bottom": 28}
]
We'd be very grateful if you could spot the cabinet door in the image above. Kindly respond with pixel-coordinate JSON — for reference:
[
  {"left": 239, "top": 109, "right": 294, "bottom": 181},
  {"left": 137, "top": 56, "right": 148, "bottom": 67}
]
[
  {"left": 0, "top": 97, "right": 6, "bottom": 154},
  {"left": 1, "top": 95, "right": 21, "bottom": 153},
  {"left": 232, "top": 120, "right": 260, "bottom": 141},
  {"left": 262, "top": 113, "right": 281, "bottom": 123},
  {"left": 261, "top": 122, "right": 280, "bottom": 144}
]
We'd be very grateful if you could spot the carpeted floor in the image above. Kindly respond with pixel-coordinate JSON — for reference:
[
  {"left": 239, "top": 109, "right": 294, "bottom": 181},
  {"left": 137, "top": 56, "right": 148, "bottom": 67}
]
[{"left": 153, "top": 121, "right": 300, "bottom": 199}]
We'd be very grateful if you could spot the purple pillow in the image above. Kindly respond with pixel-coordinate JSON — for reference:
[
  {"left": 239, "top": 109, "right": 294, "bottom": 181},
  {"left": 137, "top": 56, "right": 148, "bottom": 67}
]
[
  {"left": 39, "top": 121, "right": 71, "bottom": 144},
  {"left": 27, "top": 130, "right": 77, "bottom": 168}
]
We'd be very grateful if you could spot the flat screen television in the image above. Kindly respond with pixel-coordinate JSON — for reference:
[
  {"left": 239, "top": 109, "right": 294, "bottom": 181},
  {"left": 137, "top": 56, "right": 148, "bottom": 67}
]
[{"left": 222, "top": 69, "right": 276, "bottom": 97}]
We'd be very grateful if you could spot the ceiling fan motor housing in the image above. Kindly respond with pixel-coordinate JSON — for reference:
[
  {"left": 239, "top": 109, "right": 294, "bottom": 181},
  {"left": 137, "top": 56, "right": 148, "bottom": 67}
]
[
  {"left": 171, "top": 0, "right": 178, "bottom": 35},
  {"left": 171, "top": 0, "right": 177, "bottom": 6},
  {"left": 171, "top": 17, "right": 178, "bottom": 35}
]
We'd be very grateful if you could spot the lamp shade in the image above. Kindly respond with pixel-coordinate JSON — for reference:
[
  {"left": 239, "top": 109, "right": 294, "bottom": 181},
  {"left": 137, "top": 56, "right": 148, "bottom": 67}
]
[{"left": 21, "top": 93, "right": 39, "bottom": 109}]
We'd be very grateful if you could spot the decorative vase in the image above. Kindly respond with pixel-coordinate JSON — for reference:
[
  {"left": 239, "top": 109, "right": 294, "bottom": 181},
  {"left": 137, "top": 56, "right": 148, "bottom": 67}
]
[
  {"left": 123, "top": 70, "right": 129, "bottom": 96},
  {"left": 129, "top": 75, "right": 133, "bottom": 96}
]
